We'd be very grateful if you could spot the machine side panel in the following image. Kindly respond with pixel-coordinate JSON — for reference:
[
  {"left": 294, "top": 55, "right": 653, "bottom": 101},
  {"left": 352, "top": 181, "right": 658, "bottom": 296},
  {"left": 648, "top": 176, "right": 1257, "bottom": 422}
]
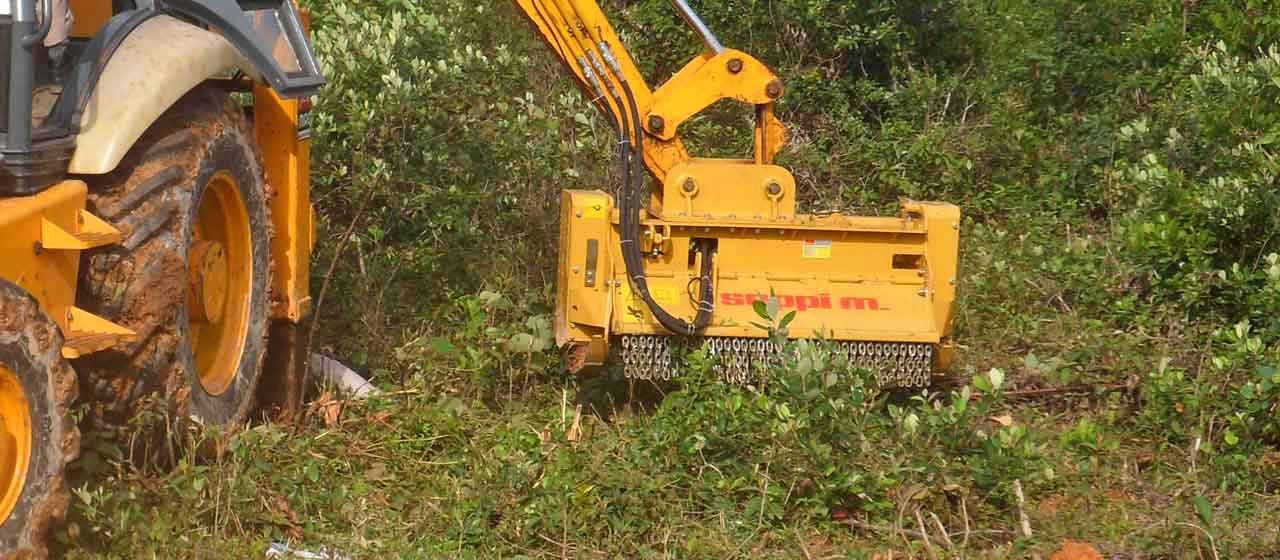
[
  {"left": 557, "top": 190, "right": 614, "bottom": 368},
  {"left": 608, "top": 222, "right": 944, "bottom": 343},
  {"left": 559, "top": 191, "right": 614, "bottom": 332},
  {"left": 253, "top": 83, "right": 313, "bottom": 322}
]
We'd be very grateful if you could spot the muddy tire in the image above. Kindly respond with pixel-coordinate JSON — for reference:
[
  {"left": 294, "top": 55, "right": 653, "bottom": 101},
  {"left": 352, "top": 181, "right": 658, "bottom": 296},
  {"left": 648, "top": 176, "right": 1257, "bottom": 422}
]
[
  {"left": 75, "top": 85, "right": 271, "bottom": 428},
  {"left": 0, "top": 280, "right": 80, "bottom": 559}
]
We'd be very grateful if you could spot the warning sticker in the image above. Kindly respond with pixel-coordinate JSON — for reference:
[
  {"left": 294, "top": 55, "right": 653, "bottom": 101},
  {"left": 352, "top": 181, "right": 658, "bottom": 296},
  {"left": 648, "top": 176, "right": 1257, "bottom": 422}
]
[
  {"left": 803, "top": 239, "right": 833, "bottom": 259},
  {"left": 620, "top": 284, "right": 642, "bottom": 324},
  {"left": 649, "top": 285, "right": 678, "bottom": 306},
  {"left": 619, "top": 283, "right": 679, "bottom": 324},
  {"left": 297, "top": 111, "right": 313, "bottom": 141}
]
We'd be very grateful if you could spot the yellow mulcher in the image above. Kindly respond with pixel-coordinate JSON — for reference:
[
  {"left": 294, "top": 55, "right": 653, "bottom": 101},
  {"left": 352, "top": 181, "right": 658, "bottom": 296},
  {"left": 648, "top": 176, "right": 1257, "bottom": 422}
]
[
  {"left": 0, "top": 0, "right": 322, "bottom": 555},
  {"left": 514, "top": 0, "right": 961, "bottom": 384}
]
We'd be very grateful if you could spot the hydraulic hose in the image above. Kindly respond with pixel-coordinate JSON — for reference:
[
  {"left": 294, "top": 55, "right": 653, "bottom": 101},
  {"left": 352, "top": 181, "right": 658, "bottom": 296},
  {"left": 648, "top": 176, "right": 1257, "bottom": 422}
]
[
  {"left": 535, "top": 0, "right": 717, "bottom": 335},
  {"left": 616, "top": 69, "right": 715, "bottom": 334}
]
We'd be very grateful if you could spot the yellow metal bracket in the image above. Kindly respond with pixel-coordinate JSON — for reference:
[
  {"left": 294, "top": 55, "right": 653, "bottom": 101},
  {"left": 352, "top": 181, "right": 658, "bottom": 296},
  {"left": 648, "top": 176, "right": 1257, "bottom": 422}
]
[
  {"left": 40, "top": 210, "right": 122, "bottom": 250},
  {"left": 648, "top": 50, "right": 781, "bottom": 131},
  {"left": 0, "top": 180, "right": 135, "bottom": 359},
  {"left": 647, "top": 49, "right": 778, "bottom": 139},
  {"left": 61, "top": 307, "right": 136, "bottom": 359}
]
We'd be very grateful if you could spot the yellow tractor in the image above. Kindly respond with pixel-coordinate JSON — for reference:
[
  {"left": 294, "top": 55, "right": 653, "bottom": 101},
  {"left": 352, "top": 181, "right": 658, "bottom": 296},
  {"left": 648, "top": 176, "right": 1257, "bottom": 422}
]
[
  {"left": 0, "top": 0, "right": 321, "bottom": 555},
  {"left": 514, "top": 0, "right": 961, "bottom": 383}
]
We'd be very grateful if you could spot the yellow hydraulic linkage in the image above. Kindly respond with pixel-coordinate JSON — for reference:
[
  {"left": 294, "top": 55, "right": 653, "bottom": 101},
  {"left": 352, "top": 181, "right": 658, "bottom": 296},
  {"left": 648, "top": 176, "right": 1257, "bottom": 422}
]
[{"left": 515, "top": 0, "right": 961, "bottom": 386}]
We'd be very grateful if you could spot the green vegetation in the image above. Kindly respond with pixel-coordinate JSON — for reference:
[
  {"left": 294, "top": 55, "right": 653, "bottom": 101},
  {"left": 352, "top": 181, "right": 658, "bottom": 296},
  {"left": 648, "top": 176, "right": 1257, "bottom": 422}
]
[{"left": 63, "top": 0, "right": 1279, "bottom": 557}]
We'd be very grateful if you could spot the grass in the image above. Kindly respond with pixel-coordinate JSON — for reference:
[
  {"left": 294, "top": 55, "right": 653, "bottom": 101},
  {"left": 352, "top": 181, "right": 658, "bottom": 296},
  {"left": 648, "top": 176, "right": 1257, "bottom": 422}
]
[
  {"left": 55, "top": 210, "right": 1280, "bottom": 558},
  {"left": 55, "top": 0, "right": 1280, "bottom": 557}
]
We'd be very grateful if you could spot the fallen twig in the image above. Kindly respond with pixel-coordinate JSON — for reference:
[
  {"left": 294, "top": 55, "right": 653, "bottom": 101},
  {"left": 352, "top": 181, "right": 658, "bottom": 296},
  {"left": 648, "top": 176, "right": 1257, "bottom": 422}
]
[
  {"left": 1014, "top": 479, "right": 1032, "bottom": 538},
  {"left": 842, "top": 518, "right": 930, "bottom": 541},
  {"left": 915, "top": 510, "right": 939, "bottom": 558},
  {"left": 1177, "top": 522, "right": 1220, "bottom": 560},
  {"left": 840, "top": 517, "right": 1007, "bottom": 543},
  {"left": 1003, "top": 382, "right": 1130, "bottom": 399},
  {"left": 930, "top": 511, "right": 954, "bottom": 548}
]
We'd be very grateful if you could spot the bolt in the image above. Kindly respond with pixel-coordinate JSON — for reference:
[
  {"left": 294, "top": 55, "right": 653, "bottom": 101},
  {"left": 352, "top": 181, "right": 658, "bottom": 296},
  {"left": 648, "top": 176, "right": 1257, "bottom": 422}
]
[
  {"left": 766, "top": 80, "right": 784, "bottom": 98},
  {"left": 648, "top": 114, "right": 665, "bottom": 133},
  {"left": 727, "top": 58, "right": 743, "bottom": 74},
  {"left": 682, "top": 178, "right": 697, "bottom": 193},
  {"left": 32, "top": 242, "right": 42, "bottom": 256},
  {"left": 765, "top": 181, "right": 783, "bottom": 196}
]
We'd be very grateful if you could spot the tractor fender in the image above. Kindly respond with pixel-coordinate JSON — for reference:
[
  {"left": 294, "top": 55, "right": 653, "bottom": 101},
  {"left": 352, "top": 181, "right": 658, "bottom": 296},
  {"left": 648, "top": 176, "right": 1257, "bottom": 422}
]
[{"left": 68, "top": 14, "right": 256, "bottom": 175}]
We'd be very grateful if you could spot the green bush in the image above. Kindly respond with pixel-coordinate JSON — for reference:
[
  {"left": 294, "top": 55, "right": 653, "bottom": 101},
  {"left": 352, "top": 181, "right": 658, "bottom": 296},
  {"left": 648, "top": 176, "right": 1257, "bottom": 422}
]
[
  {"left": 303, "top": 0, "right": 612, "bottom": 370},
  {"left": 1121, "top": 45, "right": 1280, "bottom": 330}
]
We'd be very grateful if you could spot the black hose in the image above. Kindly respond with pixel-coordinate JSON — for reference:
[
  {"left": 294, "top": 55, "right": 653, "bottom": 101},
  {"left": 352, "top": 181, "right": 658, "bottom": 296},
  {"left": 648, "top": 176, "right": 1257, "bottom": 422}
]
[{"left": 616, "top": 78, "right": 716, "bottom": 335}]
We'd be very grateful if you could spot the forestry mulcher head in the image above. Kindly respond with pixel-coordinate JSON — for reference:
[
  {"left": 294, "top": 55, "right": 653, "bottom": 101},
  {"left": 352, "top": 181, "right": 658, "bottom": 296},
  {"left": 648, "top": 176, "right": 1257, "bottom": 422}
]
[{"left": 516, "top": 0, "right": 961, "bottom": 387}]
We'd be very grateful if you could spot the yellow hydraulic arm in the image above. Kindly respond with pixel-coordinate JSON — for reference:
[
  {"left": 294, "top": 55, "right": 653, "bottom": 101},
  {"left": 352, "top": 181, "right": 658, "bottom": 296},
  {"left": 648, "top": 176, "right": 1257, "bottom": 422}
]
[
  {"left": 513, "top": 0, "right": 788, "bottom": 183},
  {"left": 516, "top": 0, "right": 801, "bottom": 337}
]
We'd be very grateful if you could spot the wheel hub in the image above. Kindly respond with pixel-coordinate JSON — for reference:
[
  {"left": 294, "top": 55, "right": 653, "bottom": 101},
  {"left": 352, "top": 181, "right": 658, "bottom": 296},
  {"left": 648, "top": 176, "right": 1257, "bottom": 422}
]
[
  {"left": 187, "top": 240, "right": 229, "bottom": 323},
  {"left": 188, "top": 171, "right": 252, "bottom": 397}
]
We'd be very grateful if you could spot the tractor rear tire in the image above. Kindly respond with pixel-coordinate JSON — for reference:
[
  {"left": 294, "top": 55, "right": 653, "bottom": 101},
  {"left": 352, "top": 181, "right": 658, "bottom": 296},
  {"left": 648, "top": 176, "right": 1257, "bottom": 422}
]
[
  {"left": 0, "top": 280, "right": 79, "bottom": 559},
  {"left": 75, "top": 85, "right": 271, "bottom": 428}
]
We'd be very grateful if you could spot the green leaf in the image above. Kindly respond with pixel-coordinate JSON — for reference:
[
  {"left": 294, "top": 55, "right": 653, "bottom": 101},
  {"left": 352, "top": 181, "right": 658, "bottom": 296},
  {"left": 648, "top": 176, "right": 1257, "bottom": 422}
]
[
  {"left": 1257, "top": 365, "right": 1278, "bottom": 381},
  {"left": 766, "top": 297, "right": 780, "bottom": 321},
  {"left": 1224, "top": 429, "right": 1239, "bottom": 446},
  {"left": 973, "top": 375, "right": 993, "bottom": 393},
  {"left": 1024, "top": 352, "right": 1040, "bottom": 370},
  {"left": 797, "top": 356, "right": 813, "bottom": 375},
  {"left": 1258, "top": 127, "right": 1280, "bottom": 146},
  {"left": 507, "top": 333, "right": 536, "bottom": 353},
  {"left": 903, "top": 413, "right": 920, "bottom": 434},
  {"left": 753, "top": 300, "right": 770, "bottom": 320},
  {"left": 778, "top": 310, "right": 797, "bottom": 330},
  {"left": 429, "top": 337, "right": 457, "bottom": 355},
  {"left": 987, "top": 368, "right": 1006, "bottom": 392},
  {"left": 1193, "top": 496, "right": 1213, "bottom": 524}
]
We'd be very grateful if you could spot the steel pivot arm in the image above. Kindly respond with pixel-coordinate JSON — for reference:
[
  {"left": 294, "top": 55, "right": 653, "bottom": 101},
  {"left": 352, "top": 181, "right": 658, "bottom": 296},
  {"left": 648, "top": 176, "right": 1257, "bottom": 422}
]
[{"left": 513, "top": 0, "right": 788, "bottom": 182}]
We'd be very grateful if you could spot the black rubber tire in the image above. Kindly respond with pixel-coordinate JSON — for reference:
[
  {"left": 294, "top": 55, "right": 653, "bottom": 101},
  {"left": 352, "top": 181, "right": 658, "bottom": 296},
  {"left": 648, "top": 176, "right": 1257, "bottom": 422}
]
[
  {"left": 0, "top": 280, "right": 80, "bottom": 559},
  {"left": 74, "top": 85, "right": 271, "bottom": 428}
]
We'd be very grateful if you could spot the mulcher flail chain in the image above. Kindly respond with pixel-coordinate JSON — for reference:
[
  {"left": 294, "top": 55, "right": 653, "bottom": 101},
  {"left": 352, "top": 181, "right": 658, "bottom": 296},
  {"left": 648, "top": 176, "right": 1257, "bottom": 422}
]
[
  {"left": 620, "top": 335, "right": 679, "bottom": 381},
  {"left": 620, "top": 335, "right": 934, "bottom": 388}
]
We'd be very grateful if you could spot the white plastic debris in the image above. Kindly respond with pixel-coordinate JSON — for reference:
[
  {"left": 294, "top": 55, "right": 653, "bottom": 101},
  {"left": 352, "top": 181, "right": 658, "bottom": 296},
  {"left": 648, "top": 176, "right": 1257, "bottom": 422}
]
[
  {"left": 310, "top": 353, "right": 380, "bottom": 399},
  {"left": 266, "top": 542, "right": 352, "bottom": 560}
]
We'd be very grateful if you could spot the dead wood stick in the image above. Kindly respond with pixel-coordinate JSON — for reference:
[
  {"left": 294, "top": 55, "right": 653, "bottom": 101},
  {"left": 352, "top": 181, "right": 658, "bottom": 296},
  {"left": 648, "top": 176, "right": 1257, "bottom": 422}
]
[
  {"left": 1004, "top": 382, "right": 1130, "bottom": 399},
  {"left": 916, "top": 510, "right": 939, "bottom": 558},
  {"left": 1014, "top": 479, "right": 1032, "bottom": 538}
]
